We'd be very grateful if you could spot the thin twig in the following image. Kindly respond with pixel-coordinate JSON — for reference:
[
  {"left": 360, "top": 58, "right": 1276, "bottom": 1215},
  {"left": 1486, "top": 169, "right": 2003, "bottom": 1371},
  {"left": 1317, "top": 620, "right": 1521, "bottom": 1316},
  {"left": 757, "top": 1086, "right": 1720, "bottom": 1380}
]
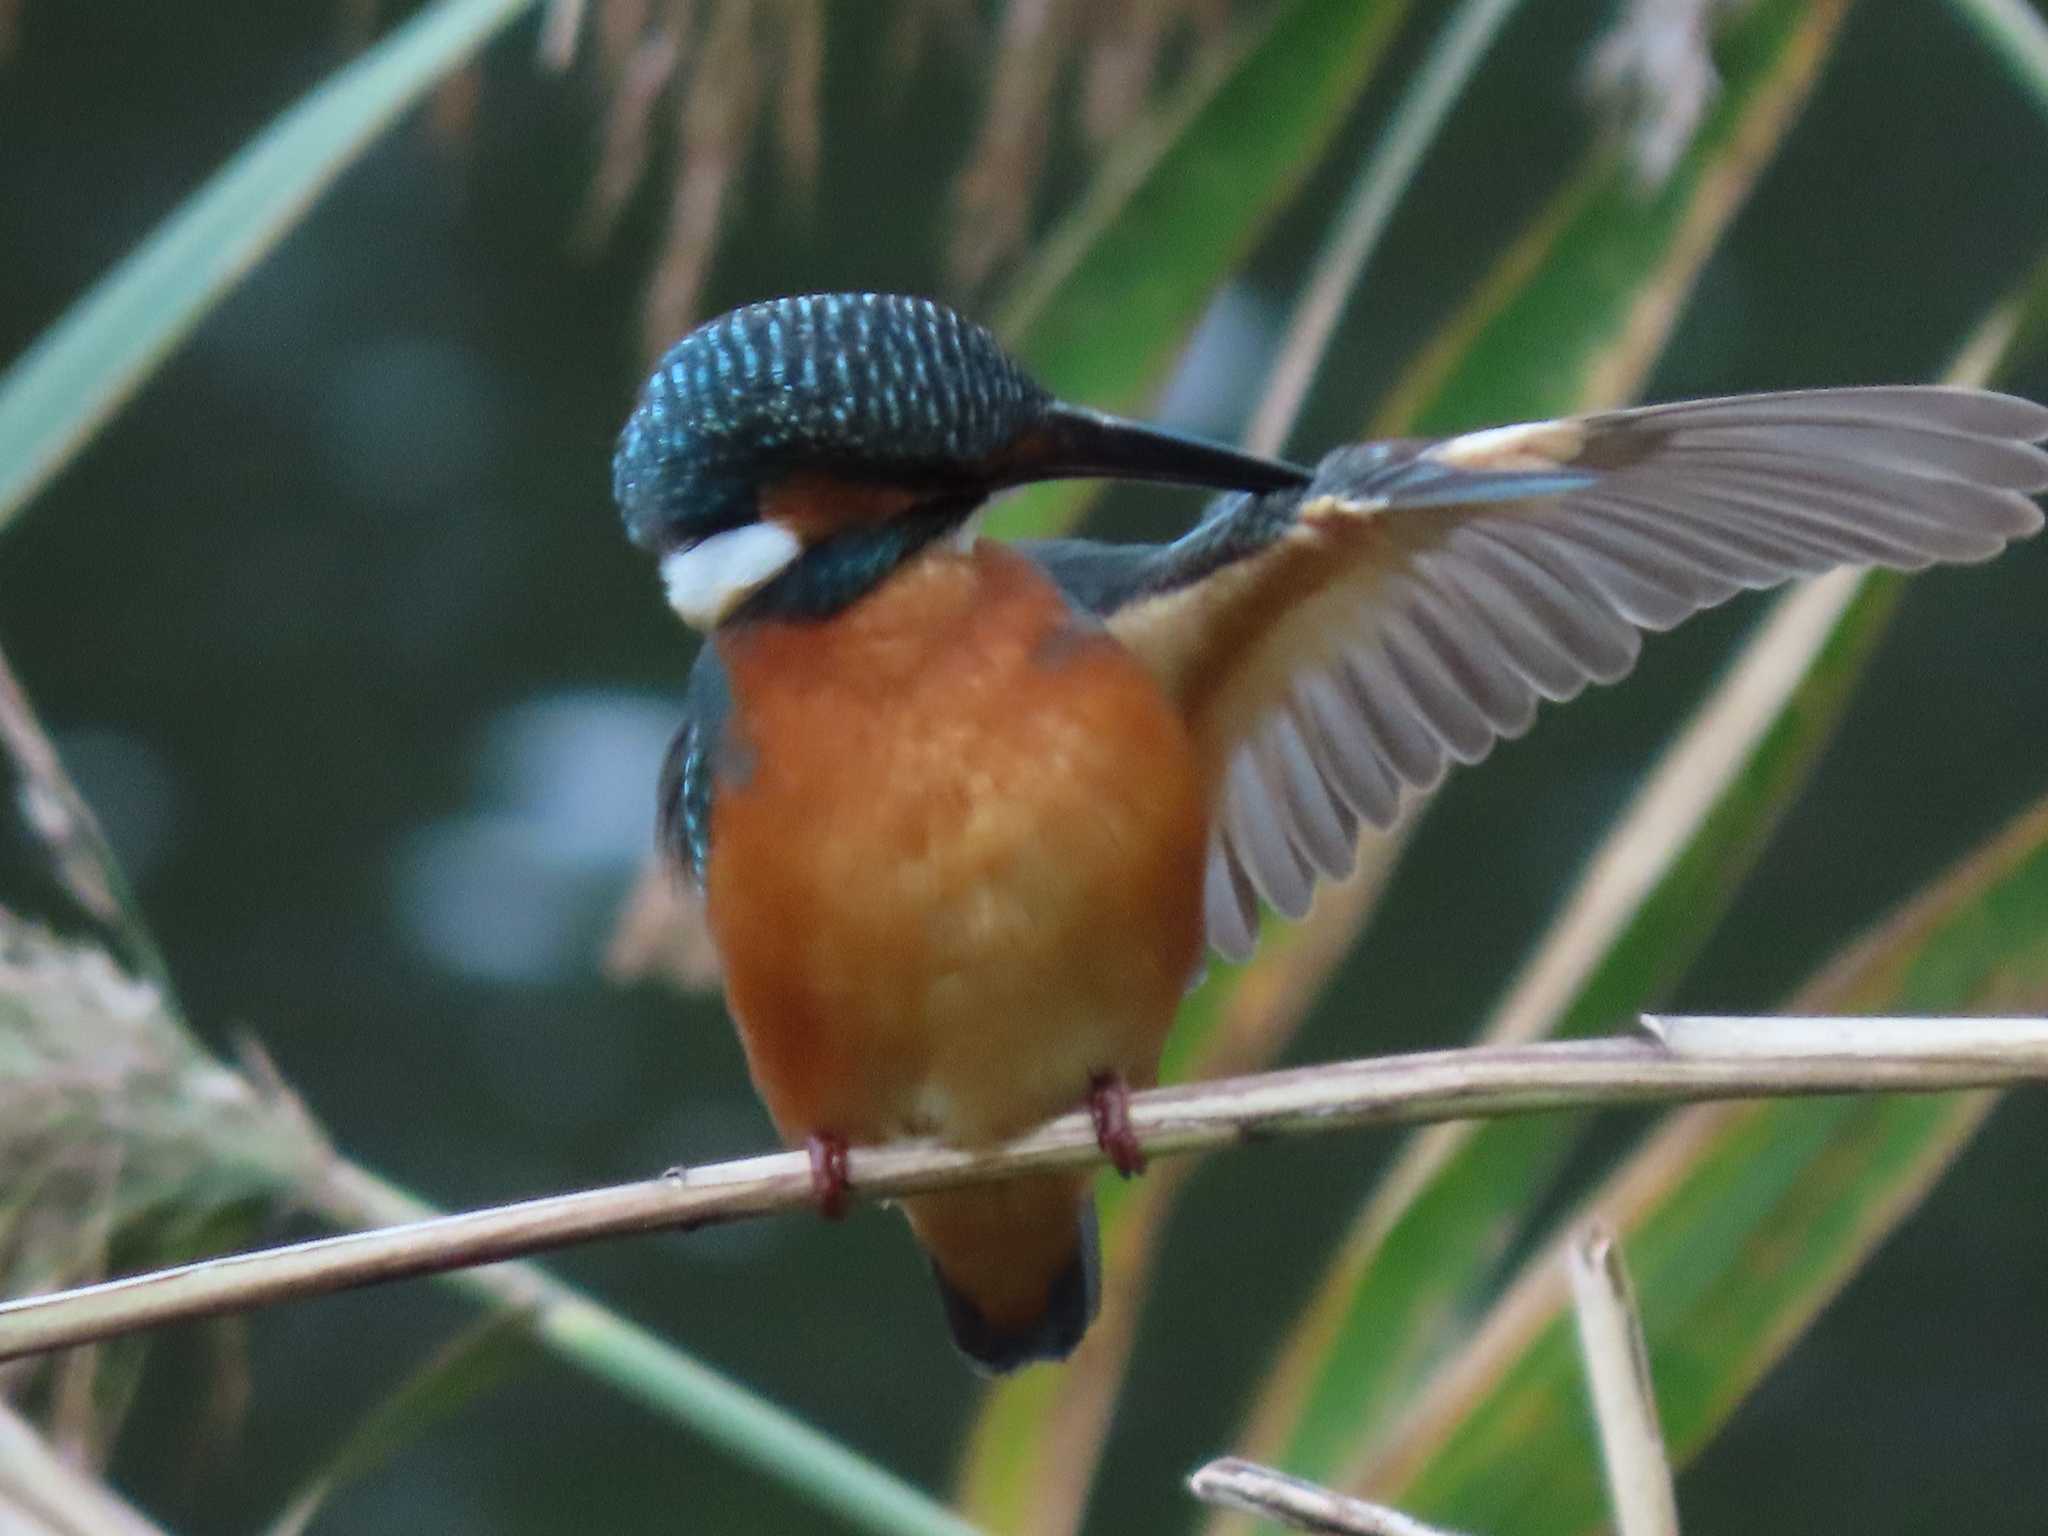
[
  {"left": 0, "top": 650, "right": 175, "bottom": 992},
  {"left": 1567, "top": 1224, "right": 1680, "bottom": 1536},
  {"left": 572, "top": 22, "right": 683, "bottom": 253},
  {"left": 5, "top": 1018, "right": 2048, "bottom": 1364},
  {"left": 1189, "top": 1457, "right": 1467, "bottom": 1536}
]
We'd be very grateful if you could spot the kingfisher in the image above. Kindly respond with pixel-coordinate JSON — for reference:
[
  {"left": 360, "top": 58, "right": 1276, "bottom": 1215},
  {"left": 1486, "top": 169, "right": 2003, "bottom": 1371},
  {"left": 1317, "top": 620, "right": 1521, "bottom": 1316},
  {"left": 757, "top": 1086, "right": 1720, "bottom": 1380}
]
[{"left": 613, "top": 292, "right": 2048, "bottom": 1372}]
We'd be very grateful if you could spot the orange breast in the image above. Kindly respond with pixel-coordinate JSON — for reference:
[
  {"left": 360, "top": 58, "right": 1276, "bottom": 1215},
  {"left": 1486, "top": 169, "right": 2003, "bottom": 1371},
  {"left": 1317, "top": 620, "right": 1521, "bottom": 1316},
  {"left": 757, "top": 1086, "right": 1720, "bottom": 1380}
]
[{"left": 704, "top": 540, "right": 1209, "bottom": 1149}]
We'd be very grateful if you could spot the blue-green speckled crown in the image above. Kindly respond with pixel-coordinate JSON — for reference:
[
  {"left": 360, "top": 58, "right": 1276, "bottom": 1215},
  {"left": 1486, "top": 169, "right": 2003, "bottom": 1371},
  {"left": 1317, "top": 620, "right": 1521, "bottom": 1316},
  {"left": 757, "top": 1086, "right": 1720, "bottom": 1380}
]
[{"left": 613, "top": 294, "right": 1050, "bottom": 552}]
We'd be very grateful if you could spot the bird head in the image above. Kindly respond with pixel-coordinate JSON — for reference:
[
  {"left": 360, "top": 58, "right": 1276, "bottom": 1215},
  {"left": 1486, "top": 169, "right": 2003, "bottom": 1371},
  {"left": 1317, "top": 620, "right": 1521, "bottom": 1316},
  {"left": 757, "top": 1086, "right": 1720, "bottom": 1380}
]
[{"left": 612, "top": 293, "right": 1307, "bottom": 628}]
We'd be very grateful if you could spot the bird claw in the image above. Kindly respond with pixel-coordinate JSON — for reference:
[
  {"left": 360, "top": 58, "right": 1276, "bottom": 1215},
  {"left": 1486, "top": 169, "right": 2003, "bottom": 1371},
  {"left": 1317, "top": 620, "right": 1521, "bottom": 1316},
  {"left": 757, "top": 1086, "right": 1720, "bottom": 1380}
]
[
  {"left": 807, "top": 1131, "right": 851, "bottom": 1220},
  {"left": 1088, "top": 1072, "right": 1146, "bottom": 1178}
]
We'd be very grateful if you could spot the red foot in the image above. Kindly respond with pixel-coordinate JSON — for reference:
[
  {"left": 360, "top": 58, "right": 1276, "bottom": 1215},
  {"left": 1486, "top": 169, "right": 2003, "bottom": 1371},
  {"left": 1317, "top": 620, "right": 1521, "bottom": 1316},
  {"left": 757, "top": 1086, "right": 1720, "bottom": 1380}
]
[
  {"left": 807, "top": 1132, "right": 851, "bottom": 1220},
  {"left": 1088, "top": 1072, "right": 1147, "bottom": 1178}
]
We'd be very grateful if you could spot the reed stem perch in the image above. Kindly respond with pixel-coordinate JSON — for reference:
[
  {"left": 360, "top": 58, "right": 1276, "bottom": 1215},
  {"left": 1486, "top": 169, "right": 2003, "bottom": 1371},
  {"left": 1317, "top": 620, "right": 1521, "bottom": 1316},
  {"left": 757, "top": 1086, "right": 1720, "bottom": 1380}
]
[{"left": 3, "top": 1013, "right": 2044, "bottom": 1363}]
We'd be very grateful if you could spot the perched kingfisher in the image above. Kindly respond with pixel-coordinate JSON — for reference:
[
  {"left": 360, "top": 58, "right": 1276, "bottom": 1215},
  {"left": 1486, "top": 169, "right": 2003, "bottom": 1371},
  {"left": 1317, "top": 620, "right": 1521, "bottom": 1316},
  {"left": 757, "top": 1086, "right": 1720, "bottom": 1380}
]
[{"left": 613, "top": 292, "right": 2048, "bottom": 1372}]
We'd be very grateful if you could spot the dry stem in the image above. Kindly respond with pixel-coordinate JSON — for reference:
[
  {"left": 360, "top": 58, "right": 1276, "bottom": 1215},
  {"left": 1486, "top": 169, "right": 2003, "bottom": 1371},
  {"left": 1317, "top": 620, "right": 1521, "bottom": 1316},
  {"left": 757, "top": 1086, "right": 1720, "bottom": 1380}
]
[
  {"left": 4, "top": 1015, "right": 2046, "bottom": 1364},
  {"left": 1568, "top": 1223, "right": 1681, "bottom": 1536},
  {"left": 1189, "top": 1457, "right": 1467, "bottom": 1536}
]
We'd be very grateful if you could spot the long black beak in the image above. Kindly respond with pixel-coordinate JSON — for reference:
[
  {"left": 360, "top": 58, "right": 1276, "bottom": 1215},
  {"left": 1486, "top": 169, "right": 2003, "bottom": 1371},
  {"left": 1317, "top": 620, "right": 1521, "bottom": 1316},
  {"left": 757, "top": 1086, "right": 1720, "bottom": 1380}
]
[{"left": 992, "top": 402, "right": 1311, "bottom": 495}]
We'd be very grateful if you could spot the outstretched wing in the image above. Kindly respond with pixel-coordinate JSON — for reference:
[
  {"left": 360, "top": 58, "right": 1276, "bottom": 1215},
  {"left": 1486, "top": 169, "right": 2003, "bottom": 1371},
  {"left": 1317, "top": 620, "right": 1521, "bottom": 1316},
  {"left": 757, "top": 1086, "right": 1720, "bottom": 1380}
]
[{"left": 1090, "top": 387, "right": 2048, "bottom": 959}]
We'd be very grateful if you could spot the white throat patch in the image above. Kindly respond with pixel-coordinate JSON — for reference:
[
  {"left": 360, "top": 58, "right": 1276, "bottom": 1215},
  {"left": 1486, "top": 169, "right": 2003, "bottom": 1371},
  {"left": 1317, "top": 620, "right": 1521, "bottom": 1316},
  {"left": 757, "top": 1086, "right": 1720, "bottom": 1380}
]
[{"left": 661, "top": 522, "right": 806, "bottom": 629}]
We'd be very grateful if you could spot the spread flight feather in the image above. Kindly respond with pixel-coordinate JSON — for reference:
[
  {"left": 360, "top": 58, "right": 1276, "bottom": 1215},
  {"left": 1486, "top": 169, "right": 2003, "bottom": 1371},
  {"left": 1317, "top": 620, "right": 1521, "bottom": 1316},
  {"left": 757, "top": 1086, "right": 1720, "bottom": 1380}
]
[{"left": 1030, "top": 387, "right": 2048, "bottom": 959}]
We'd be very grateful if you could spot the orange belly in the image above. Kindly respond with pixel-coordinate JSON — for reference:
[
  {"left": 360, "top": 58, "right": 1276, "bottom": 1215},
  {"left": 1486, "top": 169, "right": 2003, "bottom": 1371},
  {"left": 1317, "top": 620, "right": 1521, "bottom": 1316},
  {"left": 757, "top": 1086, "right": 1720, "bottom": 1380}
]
[{"left": 703, "top": 540, "right": 1209, "bottom": 1150}]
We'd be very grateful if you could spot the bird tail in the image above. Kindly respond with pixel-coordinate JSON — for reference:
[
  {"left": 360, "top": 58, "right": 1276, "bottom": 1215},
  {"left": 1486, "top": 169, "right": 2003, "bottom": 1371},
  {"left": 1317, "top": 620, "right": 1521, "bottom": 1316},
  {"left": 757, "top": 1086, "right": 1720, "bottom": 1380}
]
[{"left": 904, "top": 1174, "right": 1099, "bottom": 1374}]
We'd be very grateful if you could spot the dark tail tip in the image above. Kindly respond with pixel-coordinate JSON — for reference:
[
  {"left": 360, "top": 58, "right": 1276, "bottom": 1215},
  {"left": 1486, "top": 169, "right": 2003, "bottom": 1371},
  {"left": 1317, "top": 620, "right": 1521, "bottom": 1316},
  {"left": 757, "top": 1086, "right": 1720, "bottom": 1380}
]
[{"left": 931, "top": 1198, "right": 1101, "bottom": 1375}]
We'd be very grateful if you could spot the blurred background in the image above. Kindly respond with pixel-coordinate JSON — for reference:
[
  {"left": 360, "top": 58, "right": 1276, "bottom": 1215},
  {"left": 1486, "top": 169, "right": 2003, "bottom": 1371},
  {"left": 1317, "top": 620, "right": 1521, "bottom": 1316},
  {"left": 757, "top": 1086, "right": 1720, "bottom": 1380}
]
[{"left": 3, "top": 1, "right": 2048, "bottom": 1532}]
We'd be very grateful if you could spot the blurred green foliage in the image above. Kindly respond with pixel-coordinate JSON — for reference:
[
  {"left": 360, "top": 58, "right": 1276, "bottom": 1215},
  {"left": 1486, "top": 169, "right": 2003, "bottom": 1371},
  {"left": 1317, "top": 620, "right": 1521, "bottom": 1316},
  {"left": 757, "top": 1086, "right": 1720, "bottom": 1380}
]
[{"left": 1, "top": 2, "right": 2047, "bottom": 1534}]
